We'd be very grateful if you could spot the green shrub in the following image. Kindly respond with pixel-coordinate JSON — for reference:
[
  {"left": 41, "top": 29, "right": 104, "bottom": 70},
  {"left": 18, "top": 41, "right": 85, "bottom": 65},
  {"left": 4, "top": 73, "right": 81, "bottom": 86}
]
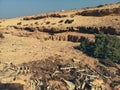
[
  {"left": 78, "top": 33, "right": 120, "bottom": 63},
  {"left": 79, "top": 38, "right": 94, "bottom": 56}
]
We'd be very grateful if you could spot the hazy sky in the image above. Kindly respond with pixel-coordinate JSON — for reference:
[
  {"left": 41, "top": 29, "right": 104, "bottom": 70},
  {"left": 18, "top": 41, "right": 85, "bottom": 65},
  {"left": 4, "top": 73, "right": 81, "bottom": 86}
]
[{"left": 0, "top": 0, "right": 119, "bottom": 18}]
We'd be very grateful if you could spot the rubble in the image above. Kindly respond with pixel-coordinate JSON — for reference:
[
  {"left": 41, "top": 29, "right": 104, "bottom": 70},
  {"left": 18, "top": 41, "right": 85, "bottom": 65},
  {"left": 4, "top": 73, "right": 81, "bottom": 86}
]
[{"left": 0, "top": 57, "right": 119, "bottom": 90}]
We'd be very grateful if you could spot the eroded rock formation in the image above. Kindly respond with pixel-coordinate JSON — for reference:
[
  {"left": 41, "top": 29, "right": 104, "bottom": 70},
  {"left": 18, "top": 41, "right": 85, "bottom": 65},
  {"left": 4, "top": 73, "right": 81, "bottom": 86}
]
[{"left": 77, "top": 7, "right": 120, "bottom": 16}]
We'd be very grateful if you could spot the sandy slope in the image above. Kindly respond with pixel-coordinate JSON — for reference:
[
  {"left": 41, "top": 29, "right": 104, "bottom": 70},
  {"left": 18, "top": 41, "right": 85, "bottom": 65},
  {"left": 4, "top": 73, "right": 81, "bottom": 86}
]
[
  {"left": 0, "top": 2, "right": 119, "bottom": 71},
  {"left": 0, "top": 34, "right": 96, "bottom": 66},
  {"left": 0, "top": 2, "right": 119, "bottom": 72}
]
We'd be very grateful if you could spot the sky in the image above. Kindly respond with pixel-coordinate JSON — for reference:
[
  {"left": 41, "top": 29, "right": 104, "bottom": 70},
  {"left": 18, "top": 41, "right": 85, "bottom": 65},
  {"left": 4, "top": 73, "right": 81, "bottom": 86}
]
[{"left": 0, "top": 0, "right": 120, "bottom": 18}]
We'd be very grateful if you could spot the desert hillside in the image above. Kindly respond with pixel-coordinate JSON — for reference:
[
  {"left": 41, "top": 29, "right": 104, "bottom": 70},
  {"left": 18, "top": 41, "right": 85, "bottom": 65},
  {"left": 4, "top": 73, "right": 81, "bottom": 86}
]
[{"left": 0, "top": 3, "right": 120, "bottom": 90}]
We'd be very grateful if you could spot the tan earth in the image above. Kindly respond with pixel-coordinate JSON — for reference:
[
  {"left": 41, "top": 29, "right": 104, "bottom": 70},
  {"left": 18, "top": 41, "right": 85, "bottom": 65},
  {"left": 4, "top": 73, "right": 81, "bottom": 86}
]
[{"left": 0, "top": 2, "right": 120, "bottom": 90}]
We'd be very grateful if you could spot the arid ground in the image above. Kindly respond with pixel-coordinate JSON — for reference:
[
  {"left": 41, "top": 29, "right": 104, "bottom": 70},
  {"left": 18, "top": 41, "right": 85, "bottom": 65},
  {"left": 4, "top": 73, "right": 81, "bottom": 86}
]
[{"left": 0, "top": 2, "right": 120, "bottom": 90}]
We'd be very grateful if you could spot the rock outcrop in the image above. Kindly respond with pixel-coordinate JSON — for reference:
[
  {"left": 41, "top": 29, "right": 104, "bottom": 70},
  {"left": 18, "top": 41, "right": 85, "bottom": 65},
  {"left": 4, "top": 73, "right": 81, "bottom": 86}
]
[
  {"left": 23, "top": 13, "right": 67, "bottom": 20},
  {"left": 77, "top": 7, "right": 120, "bottom": 16},
  {"left": 11, "top": 25, "right": 120, "bottom": 35}
]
